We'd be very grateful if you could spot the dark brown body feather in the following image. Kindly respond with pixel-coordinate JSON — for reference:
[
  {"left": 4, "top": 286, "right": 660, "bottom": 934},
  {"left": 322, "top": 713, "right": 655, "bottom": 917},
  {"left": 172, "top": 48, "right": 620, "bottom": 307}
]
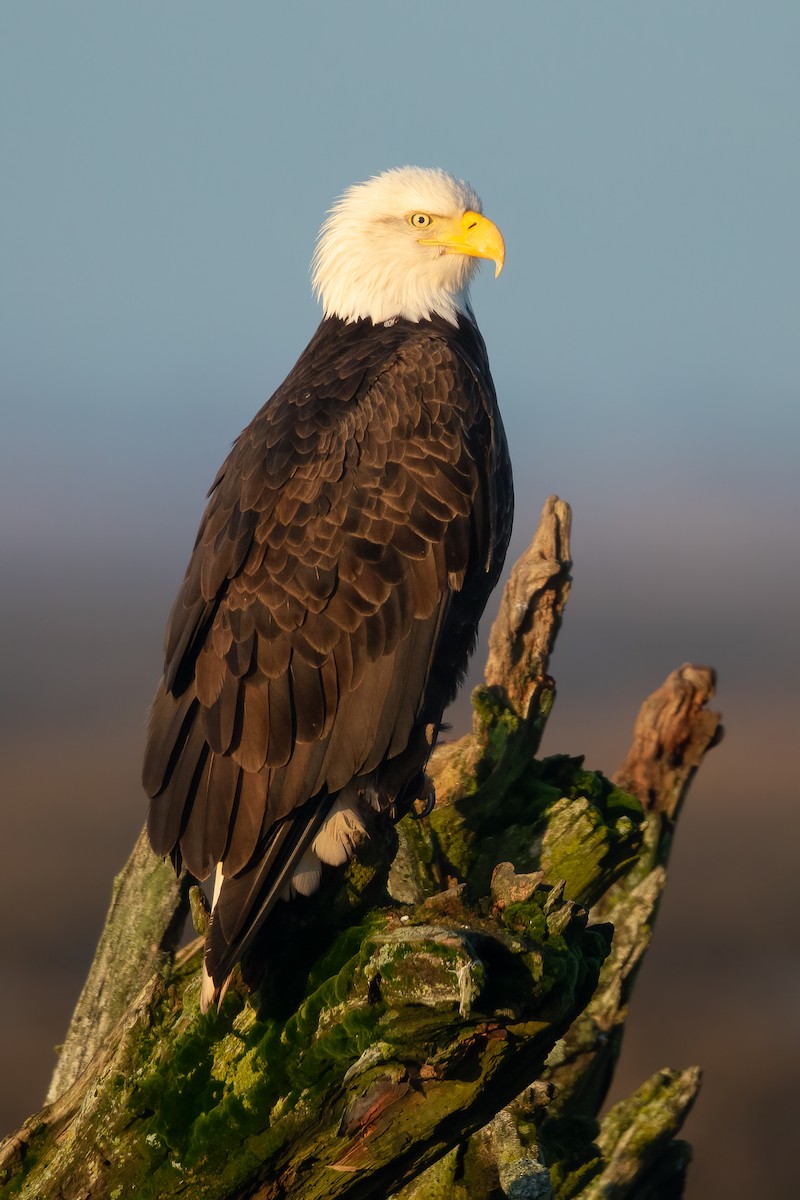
[{"left": 143, "top": 313, "right": 513, "bottom": 992}]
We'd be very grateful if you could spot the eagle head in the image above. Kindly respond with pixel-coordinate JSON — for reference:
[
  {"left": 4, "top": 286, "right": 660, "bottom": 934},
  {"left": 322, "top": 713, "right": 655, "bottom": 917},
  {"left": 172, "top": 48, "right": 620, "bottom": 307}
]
[{"left": 312, "top": 165, "right": 504, "bottom": 327}]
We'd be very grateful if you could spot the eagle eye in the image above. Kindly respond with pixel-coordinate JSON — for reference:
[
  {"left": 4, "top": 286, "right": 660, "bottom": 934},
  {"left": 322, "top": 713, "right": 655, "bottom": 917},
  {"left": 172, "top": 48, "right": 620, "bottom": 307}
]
[{"left": 409, "top": 213, "right": 433, "bottom": 229}]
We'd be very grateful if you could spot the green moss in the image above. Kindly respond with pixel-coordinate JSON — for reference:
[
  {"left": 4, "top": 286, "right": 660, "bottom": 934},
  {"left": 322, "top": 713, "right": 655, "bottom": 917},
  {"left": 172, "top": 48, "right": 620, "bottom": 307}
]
[
  {"left": 422, "top": 754, "right": 643, "bottom": 910},
  {"left": 539, "top": 1109, "right": 606, "bottom": 1200},
  {"left": 527, "top": 758, "right": 644, "bottom": 906},
  {"left": 471, "top": 685, "right": 523, "bottom": 776},
  {"left": 130, "top": 881, "right": 607, "bottom": 1185},
  {"left": 118, "top": 910, "right": 399, "bottom": 1186},
  {"left": 2, "top": 872, "right": 614, "bottom": 1200},
  {"left": 0, "top": 1147, "right": 41, "bottom": 1199},
  {"left": 501, "top": 898, "right": 549, "bottom": 942},
  {"left": 544, "top": 1067, "right": 699, "bottom": 1200},
  {"left": 493, "top": 887, "right": 610, "bottom": 1028},
  {"left": 535, "top": 756, "right": 642, "bottom": 825}
]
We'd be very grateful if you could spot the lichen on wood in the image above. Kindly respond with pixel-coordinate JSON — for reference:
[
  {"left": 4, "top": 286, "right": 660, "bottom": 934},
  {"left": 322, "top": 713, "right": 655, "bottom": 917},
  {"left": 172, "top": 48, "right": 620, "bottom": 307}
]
[
  {"left": 0, "top": 496, "right": 721, "bottom": 1200},
  {"left": 45, "top": 826, "right": 191, "bottom": 1106}
]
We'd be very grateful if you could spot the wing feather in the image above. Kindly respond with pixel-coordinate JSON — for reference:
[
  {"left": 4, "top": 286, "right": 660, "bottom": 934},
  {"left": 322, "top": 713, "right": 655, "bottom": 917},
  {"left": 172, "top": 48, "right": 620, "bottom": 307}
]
[
  {"left": 144, "top": 315, "right": 513, "bottom": 997},
  {"left": 163, "top": 726, "right": 209, "bottom": 877},
  {"left": 224, "top": 766, "right": 266, "bottom": 874},
  {"left": 235, "top": 681, "right": 270, "bottom": 772},
  {"left": 265, "top": 674, "right": 294, "bottom": 767},
  {"left": 142, "top": 684, "right": 196, "bottom": 802},
  {"left": 203, "top": 669, "right": 241, "bottom": 755}
]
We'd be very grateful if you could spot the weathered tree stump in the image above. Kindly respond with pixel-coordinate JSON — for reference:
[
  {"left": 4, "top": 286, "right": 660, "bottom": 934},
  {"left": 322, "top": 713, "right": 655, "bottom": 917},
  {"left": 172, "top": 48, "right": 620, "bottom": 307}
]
[{"left": 0, "top": 497, "right": 721, "bottom": 1200}]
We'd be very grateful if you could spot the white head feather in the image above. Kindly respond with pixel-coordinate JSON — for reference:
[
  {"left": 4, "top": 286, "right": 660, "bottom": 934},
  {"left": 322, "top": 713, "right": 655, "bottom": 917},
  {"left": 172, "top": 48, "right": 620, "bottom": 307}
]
[{"left": 312, "top": 166, "right": 485, "bottom": 326}]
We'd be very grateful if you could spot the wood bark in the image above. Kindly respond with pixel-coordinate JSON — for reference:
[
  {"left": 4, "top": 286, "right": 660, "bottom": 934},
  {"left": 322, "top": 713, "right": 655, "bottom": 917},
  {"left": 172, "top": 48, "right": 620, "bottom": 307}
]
[{"left": 0, "top": 496, "right": 721, "bottom": 1200}]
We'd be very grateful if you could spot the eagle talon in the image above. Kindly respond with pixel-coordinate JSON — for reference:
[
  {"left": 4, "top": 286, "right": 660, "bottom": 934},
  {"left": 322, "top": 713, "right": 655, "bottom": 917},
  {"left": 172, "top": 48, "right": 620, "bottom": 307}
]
[{"left": 410, "top": 777, "right": 436, "bottom": 820}]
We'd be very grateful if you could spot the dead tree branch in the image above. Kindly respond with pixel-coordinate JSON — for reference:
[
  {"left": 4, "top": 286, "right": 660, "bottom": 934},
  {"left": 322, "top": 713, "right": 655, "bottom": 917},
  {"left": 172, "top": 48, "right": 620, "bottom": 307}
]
[{"left": 0, "top": 498, "right": 720, "bottom": 1200}]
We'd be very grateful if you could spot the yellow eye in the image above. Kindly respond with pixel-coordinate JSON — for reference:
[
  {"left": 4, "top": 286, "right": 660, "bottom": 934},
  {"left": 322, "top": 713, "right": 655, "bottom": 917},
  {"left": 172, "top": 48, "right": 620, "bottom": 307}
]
[{"left": 409, "top": 213, "right": 433, "bottom": 229}]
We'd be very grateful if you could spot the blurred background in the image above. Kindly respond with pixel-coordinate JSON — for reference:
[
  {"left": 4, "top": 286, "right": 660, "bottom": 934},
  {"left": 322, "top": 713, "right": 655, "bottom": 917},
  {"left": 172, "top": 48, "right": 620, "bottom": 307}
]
[{"left": 1, "top": 3, "right": 797, "bottom": 1195}]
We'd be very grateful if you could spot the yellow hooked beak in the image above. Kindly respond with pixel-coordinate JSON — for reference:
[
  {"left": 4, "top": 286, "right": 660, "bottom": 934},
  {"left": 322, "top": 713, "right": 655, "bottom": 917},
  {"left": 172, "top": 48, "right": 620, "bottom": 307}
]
[{"left": 418, "top": 210, "right": 505, "bottom": 277}]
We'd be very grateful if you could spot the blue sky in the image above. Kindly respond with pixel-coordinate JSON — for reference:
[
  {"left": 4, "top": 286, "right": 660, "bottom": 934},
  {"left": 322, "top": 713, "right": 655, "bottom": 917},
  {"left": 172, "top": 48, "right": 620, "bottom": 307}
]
[
  {"left": 3, "top": 2, "right": 798, "bottom": 516},
  {"left": 2, "top": 0, "right": 797, "bottom": 740},
  {"left": 1, "top": 4, "right": 798, "bottom": 1191}
]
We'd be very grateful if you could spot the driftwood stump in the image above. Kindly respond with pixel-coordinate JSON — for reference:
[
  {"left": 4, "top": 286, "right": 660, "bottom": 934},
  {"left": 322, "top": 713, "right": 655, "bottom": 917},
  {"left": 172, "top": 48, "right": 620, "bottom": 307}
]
[{"left": 0, "top": 497, "right": 721, "bottom": 1200}]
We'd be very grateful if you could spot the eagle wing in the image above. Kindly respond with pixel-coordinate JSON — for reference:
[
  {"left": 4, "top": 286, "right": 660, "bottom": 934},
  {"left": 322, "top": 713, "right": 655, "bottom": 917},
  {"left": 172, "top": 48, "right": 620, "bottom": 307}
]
[{"left": 143, "top": 325, "right": 508, "bottom": 977}]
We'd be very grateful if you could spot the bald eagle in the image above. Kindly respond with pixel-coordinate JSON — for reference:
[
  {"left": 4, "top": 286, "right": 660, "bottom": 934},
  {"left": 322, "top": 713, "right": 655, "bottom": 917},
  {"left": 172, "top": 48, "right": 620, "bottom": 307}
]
[{"left": 143, "top": 166, "right": 513, "bottom": 1010}]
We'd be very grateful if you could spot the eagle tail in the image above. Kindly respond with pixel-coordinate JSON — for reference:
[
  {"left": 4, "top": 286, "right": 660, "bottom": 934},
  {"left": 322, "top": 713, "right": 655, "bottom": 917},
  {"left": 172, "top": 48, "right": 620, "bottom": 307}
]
[{"left": 201, "top": 793, "right": 336, "bottom": 1012}]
